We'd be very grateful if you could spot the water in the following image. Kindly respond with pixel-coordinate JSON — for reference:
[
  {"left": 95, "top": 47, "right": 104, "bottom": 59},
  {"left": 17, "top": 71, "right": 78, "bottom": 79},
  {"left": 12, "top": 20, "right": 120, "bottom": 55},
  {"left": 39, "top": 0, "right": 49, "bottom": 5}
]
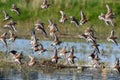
[{"left": 0, "top": 39, "right": 120, "bottom": 80}]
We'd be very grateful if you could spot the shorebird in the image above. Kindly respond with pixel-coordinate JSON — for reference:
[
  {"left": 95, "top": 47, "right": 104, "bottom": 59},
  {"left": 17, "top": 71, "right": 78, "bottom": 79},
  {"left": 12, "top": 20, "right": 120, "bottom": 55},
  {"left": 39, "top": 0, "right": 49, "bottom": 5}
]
[
  {"left": 84, "top": 27, "right": 94, "bottom": 36},
  {"left": 78, "top": 33, "right": 88, "bottom": 40},
  {"left": 3, "top": 20, "right": 17, "bottom": 32},
  {"left": 86, "top": 35, "right": 97, "bottom": 43},
  {"left": 48, "top": 20, "right": 58, "bottom": 38},
  {"left": 88, "top": 50, "right": 96, "bottom": 59},
  {"left": 2, "top": 10, "right": 12, "bottom": 21},
  {"left": 35, "top": 21, "right": 47, "bottom": 37},
  {"left": 30, "top": 29, "right": 38, "bottom": 46},
  {"left": 107, "top": 30, "right": 118, "bottom": 45},
  {"left": 41, "top": 0, "right": 50, "bottom": 9},
  {"left": 0, "top": 32, "right": 8, "bottom": 47},
  {"left": 33, "top": 43, "right": 47, "bottom": 54},
  {"left": 91, "top": 42, "right": 100, "bottom": 54},
  {"left": 28, "top": 55, "right": 36, "bottom": 66},
  {"left": 51, "top": 33, "right": 61, "bottom": 46},
  {"left": 91, "top": 54, "right": 101, "bottom": 68},
  {"left": 80, "top": 10, "right": 88, "bottom": 25},
  {"left": 113, "top": 57, "right": 120, "bottom": 73},
  {"left": 51, "top": 47, "right": 61, "bottom": 64},
  {"left": 59, "top": 11, "right": 67, "bottom": 23},
  {"left": 10, "top": 4, "right": 20, "bottom": 15},
  {"left": 59, "top": 46, "right": 68, "bottom": 58},
  {"left": 98, "top": 4, "right": 115, "bottom": 26},
  {"left": 67, "top": 46, "right": 76, "bottom": 64},
  {"left": 10, "top": 50, "right": 22, "bottom": 64},
  {"left": 9, "top": 30, "right": 17, "bottom": 42},
  {"left": 70, "top": 16, "right": 79, "bottom": 27}
]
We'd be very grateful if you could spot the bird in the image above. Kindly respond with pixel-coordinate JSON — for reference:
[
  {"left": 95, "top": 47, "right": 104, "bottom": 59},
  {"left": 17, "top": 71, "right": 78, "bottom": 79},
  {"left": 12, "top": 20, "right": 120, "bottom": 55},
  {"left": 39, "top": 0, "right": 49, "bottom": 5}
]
[
  {"left": 91, "top": 54, "right": 101, "bottom": 68},
  {"left": 0, "top": 32, "right": 8, "bottom": 47},
  {"left": 70, "top": 16, "right": 79, "bottom": 27},
  {"left": 35, "top": 20, "right": 47, "bottom": 37},
  {"left": 59, "top": 46, "right": 68, "bottom": 58},
  {"left": 78, "top": 33, "right": 88, "bottom": 40},
  {"left": 98, "top": 4, "right": 115, "bottom": 26},
  {"left": 10, "top": 4, "right": 20, "bottom": 15},
  {"left": 51, "top": 47, "right": 61, "bottom": 64},
  {"left": 88, "top": 50, "right": 96, "bottom": 59},
  {"left": 59, "top": 11, "right": 67, "bottom": 23},
  {"left": 113, "top": 57, "right": 120, "bottom": 73},
  {"left": 37, "top": 43, "right": 47, "bottom": 54},
  {"left": 9, "top": 30, "right": 17, "bottom": 42},
  {"left": 84, "top": 27, "right": 94, "bottom": 36},
  {"left": 28, "top": 55, "right": 36, "bottom": 66},
  {"left": 67, "top": 46, "right": 76, "bottom": 64},
  {"left": 3, "top": 20, "right": 17, "bottom": 32},
  {"left": 30, "top": 29, "right": 38, "bottom": 46},
  {"left": 80, "top": 10, "right": 88, "bottom": 25},
  {"left": 107, "top": 30, "right": 118, "bottom": 46},
  {"left": 91, "top": 42, "right": 100, "bottom": 54},
  {"left": 51, "top": 33, "right": 61, "bottom": 46},
  {"left": 41, "top": 0, "right": 50, "bottom": 9},
  {"left": 2, "top": 10, "right": 12, "bottom": 21},
  {"left": 48, "top": 19, "right": 58, "bottom": 39},
  {"left": 10, "top": 50, "right": 22, "bottom": 64}
]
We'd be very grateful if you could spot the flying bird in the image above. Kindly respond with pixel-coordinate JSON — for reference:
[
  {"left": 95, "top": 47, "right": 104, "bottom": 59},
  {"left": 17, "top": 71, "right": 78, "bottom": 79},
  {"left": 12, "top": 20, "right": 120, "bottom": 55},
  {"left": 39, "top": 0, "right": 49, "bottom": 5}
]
[
  {"left": 80, "top": 10, "right": 88, "bottom": 25},
  {"left": 2, "top": 10, "right": 12, "bottom": 21},
  {"left": 59, "top": 11, "right": 67, "bottom": 23},
  {"left": 10, "top": 4, "right": 20, "bottom": 15},
  {"left": 107, "top": 30, "right": 118, "bottom": 46}
]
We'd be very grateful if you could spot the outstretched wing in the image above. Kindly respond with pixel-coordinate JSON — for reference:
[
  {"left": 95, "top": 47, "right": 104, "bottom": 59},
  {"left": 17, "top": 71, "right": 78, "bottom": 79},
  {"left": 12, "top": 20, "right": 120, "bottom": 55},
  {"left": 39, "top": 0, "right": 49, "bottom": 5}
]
[
  {"left": 80, "top": 10, "right": 86, "bottom": 20},
  {"left": 110, "top": 30, "right": 114, "bottom": 37}
]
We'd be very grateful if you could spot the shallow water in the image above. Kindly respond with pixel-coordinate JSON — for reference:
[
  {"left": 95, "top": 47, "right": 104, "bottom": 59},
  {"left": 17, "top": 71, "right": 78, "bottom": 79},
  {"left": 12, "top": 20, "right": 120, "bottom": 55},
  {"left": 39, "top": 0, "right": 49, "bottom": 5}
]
[{"left": 0, "top": 39, "right": 120, "bottom": 80}]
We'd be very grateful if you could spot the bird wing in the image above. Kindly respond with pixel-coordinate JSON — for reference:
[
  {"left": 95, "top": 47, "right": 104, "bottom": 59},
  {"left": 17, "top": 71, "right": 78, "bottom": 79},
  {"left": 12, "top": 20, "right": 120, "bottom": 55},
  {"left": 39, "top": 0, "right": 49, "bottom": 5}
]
[
  {"left": 106, "top": 4, "right": 112, "bottom": 15},
  {"left": 80, "top": 10, "right": 86, "bottom": 20},
  {"left": 110, "top": 30, "right": 114, "bottom": 37}
]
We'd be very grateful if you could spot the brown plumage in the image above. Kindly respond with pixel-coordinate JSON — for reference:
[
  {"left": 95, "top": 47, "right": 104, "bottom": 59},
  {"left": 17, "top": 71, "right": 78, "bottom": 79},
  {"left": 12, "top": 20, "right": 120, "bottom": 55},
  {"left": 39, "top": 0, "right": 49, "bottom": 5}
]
[
  {"left": 107, "top": 30, "right": 118, "bottom": 46},
  {"left": 11, "top": 4, "right": 20, "bottom": 15},
  {"left": 41, "top": 0, "right": 50, "bottom": 9},
  {"left": 51, "top": 33, "right": 61, "bottom": 46},
  {"left": 28, "top": 55, "right": 36, "bottom": 66},
  {"left": 9, "top": 30, "right": 17, "bottom": 42},
  {"left": 51, "top": 47, "right": 61, "bottom": 64},
  {"left": 0, "top": 32, "right": 7, "bottom": 47},
  {"left": 3, "top": 21, "right": 17, "bottom": 32},
  {"left": 113, "top": 58, "right": 120, "bottom": 73},
  {"left": 59, "top": 11, "right": 67, "bottom": 23},
  {"left": 80, "top": 10, "right": 88, "bottom": 25},
  {"left": 67, "top": 46, "right": 76, "bottom": 64}
]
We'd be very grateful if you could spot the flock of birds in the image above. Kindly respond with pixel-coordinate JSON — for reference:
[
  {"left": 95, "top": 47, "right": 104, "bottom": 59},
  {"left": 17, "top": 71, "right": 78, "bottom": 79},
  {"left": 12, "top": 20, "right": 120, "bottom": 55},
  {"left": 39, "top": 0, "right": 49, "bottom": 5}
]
[{"left": 0, "top": 0, "right": 120, "bottom": 73}]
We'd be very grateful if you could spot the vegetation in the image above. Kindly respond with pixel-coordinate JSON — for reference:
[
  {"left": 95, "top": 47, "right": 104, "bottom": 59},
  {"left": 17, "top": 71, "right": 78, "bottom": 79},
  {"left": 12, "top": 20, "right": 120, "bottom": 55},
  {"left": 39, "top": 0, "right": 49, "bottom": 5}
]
[{"left": 0, "top": 0, "right": 120, "bottom": 42}]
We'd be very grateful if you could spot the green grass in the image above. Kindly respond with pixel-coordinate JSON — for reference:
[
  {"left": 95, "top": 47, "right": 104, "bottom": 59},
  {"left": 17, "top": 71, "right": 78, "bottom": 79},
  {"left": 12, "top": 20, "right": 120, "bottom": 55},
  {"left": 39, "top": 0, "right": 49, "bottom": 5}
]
[{"left": 0, "top": 0, "right": 120, "bottom": 42}]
